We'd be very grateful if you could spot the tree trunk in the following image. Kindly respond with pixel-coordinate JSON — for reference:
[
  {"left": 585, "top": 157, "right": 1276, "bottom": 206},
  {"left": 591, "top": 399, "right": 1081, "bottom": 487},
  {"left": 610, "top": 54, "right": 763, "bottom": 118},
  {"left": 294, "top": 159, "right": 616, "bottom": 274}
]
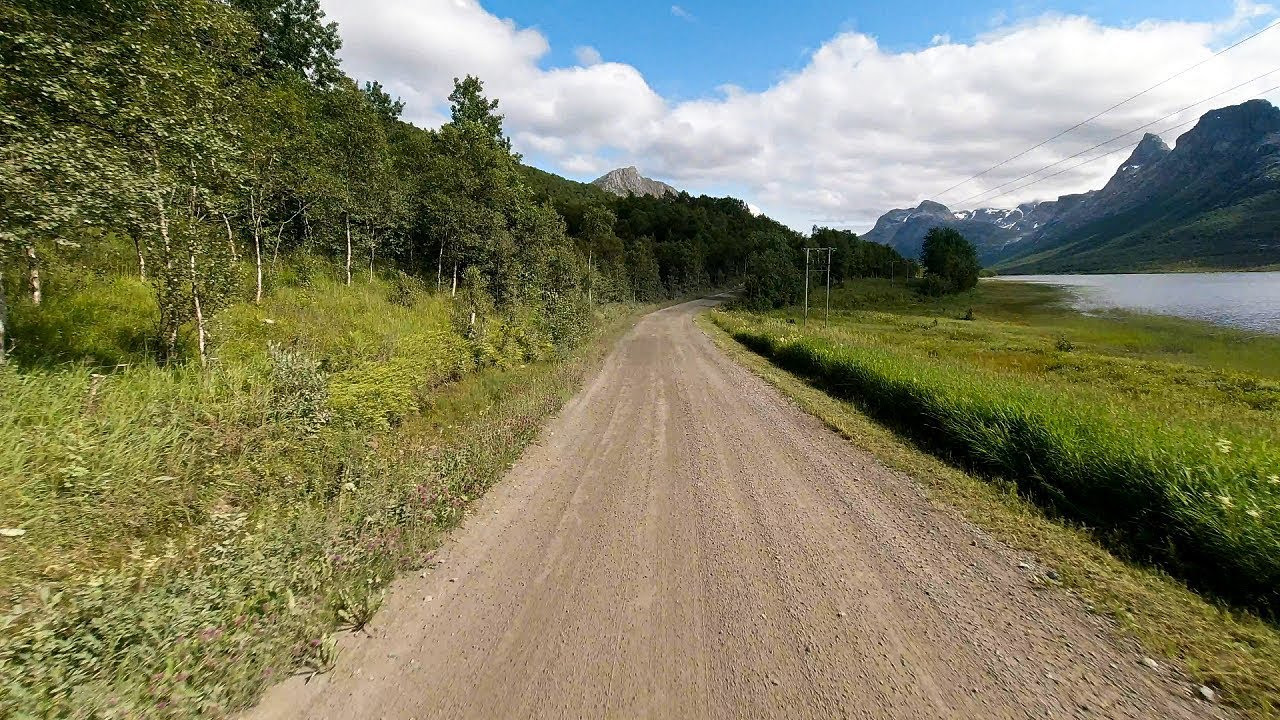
[
  {"left": 134, "top": 233, "right": 147, "bottom": 280},
  {"left": 222, "top": 213, "right": 237, "bottom": 262},
  {"left": 26, "top": 244, "right": 41, "bottom": 306},
  {"left": 250, "top": 193, "right": 263, "bottom": 303},
  {"left": 436, "top": 241, "right": 444, "bottom": 293},
  {"left": 153, "top": 184, "right": 179, "bottom": 360},
  {"left": 0, "top": 270, "right": 8, "bottom": 365},
  {"left": 188, "top": 241, "right": 207, "bottom": 367},
  {"left": 587, "top": 249, "right": 593, "bottom": 306},
  {"left": 271, "top": 202, "right": 306, "bottom": 275},
  {"left": 253, "top": 226, "right": 263, "bottom": 304},
  {"left": 345, "top": 214, "right": 353, "bottom": 286},
  {"left": 451, "top": 262, "right": 457, "bottom": 297},
  {"left": 369, "top": 231, "right": 375, "bottom": 281}
]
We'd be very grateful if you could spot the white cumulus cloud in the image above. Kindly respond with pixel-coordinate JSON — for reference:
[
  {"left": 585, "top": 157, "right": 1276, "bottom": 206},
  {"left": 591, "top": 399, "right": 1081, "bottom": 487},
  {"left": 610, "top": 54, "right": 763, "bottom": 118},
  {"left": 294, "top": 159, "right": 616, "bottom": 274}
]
[{"left": 322, "top": 0, "right": 1280, "bottom": 231}]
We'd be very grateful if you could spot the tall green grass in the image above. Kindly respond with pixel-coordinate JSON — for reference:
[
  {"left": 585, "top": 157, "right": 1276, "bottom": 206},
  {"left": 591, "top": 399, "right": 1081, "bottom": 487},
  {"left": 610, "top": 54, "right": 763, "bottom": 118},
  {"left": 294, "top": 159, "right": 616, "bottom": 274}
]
[
  {"left": 718, "top": 315, "right": 1280, "bottom": 614},
  {"left": 0, "top": 266, "right": 635, "bottom": 717},
  {"left": 8, "top": 276, "right": 165, "bottom": 366}
]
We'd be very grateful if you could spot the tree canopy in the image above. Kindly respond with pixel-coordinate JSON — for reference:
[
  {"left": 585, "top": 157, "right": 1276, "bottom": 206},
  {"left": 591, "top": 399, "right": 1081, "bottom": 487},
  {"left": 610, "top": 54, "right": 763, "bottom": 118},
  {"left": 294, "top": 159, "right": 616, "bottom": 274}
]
[
  {"left": 0, "top": 0, "right": 922, "bottom": 366},
  {"left": 920, "top": 227, "right": 981, "bottom": 295}
]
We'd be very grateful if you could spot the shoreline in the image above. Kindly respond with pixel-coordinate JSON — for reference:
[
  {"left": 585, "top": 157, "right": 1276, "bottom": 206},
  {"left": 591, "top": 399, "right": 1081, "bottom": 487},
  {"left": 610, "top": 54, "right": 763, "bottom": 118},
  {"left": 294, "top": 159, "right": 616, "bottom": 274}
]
[
  {"left": 986, "top": 272, "right": 1280, "bottom": 335},
  {"left": 991, "top": 265, "right": 1280, "bottom": 277}
]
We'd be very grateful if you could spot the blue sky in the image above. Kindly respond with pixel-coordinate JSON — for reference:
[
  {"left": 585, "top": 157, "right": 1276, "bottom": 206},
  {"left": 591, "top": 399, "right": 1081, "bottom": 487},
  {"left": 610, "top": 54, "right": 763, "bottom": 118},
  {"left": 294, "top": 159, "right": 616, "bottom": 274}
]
[
  {"left": 484, "top": 0, "right": 1238, "bottom": 99},
  {"left": 327, "top": 0, "right": 1280, "bottom": 230}
]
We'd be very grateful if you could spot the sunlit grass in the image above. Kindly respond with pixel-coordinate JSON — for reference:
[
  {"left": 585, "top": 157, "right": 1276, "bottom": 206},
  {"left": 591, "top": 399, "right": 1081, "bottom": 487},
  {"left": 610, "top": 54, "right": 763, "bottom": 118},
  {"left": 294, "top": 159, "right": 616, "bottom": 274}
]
[
  {"left": 700, "top": 313, "right": 1280, "bottom": 718},
  {"left": 0, "top": 262, "right": 640, "bottom": 718},
  {"left": 717, "top": 278, "right": 1280, "bottom": 613}
]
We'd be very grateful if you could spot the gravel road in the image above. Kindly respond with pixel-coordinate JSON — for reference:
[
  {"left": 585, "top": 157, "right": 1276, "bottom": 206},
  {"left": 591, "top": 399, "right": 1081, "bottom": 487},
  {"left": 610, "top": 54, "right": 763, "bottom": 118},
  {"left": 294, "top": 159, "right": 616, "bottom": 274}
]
[{"left": 247, "top": 299, "right": 1224, "bottom": 719}]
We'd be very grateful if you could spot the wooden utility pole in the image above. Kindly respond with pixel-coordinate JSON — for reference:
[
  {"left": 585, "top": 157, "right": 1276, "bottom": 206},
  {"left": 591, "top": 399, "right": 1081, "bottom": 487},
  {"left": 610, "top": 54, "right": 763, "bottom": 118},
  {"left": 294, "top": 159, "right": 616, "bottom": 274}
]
[
  {"left": 803, "top": 247, "right": 836, "bottom": 327},
  {"left": 803, "top": 248, "right": 809, "bottom": 326},
  {"left": 825, "top": 247, "right": 833, "bottom": 324}
]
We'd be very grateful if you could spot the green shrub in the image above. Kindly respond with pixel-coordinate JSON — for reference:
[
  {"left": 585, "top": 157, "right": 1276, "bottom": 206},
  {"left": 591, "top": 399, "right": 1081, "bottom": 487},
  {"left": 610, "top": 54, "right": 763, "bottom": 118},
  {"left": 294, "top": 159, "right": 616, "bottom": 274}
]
[
  {"left": 451, "top": 266, "right": 495, "bottom": 342},
  {"left": 290, "top": 253, "right": 336, "bottom": 289},
  {"left": 388, "top": 270, "right": 426, "bottom": 307},
  {"left": 326, "top": 361, "right": 421, "bottom": 431},
  {"left": 916, "top": 274, "right": 953, "bottom": 297},
  {"left": 267, "top": 343, "right": 329, "bottom": 433}
]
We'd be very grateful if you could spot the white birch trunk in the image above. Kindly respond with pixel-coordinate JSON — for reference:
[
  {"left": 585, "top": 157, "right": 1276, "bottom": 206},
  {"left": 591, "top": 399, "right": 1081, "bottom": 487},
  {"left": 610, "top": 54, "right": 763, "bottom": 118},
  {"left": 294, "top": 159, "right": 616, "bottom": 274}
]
[
  {"left": 271, "top": 203, "right": 306, "bottom": 275},
  {"left": 254, "top": 226, "right": 263, "bottom": 304},
  {"left": 134, "top": 235, "right": 147, "bottom": 280},
  {"left": 26, "top": 244, "right": 41, "bottom": 306},
  {"left": 152, "top": 181, "right": 179, "bottom": 357},
  {"left": 189, "top": 242, "right": 207, "bottom": 367},
  {"left": 437, "top": 242, "right": 444, "bottom": 293},
  {"left": 345, "top": 214, "right": 353, "bottom": 286},
  {"left": 0, "top": 270, "right": 8, "bottom": 365},
  {"left": 250, "top": 193, "right": 264, "bottom": 303},
  {"left": 222, "top": 213, "right": 237, "bottom": 262}
]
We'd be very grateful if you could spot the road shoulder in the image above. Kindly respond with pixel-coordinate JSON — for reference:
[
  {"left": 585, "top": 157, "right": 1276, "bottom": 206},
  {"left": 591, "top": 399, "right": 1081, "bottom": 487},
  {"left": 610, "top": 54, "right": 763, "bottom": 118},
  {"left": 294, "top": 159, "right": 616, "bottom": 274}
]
[{"left": 697, "top": 311, "right": 1276, "bottom": 719}]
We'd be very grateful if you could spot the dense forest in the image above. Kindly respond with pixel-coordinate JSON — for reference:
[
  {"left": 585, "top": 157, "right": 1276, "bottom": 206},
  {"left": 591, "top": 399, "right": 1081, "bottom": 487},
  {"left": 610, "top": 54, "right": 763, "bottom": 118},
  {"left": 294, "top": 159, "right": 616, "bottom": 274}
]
[
  {"left": 0, "top": 0, "right": 707, "bottom": 364},
  {"left": 0, "top": 0, "right": 916, "bottom": 364}
]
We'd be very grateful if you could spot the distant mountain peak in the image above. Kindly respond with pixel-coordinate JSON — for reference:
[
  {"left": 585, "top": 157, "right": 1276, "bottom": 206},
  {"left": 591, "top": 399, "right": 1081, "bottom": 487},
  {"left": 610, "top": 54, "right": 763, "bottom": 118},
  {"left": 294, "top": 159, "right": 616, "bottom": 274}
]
[
  {"left": 1174, "top": 99, "right": 1280, "bottom": 158},
  {"left": 915, "top": 199, "right": 951, "bottom": 214},
  {"left": 1121, "top": 133, "right": 1171, "bottom": 170},
  {"left": 591, "top": 167, "right": 679, "bottom": 198},
  {"left": 862, "top": 98, "right": 1280, "bottom": 272}
]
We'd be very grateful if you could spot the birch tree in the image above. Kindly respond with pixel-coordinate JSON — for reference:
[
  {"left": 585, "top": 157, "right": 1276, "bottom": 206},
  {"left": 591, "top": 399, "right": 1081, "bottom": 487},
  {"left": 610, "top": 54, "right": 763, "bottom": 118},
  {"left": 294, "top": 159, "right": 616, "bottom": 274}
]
[
  {"left": 426, "top": 77, "right": 523, "bottom": 298},
  {"left": 239, "top": 78, "right": 321, "bottom": 301},
  {"left": 104, "top": 0, "right": 251, "bottom": 361},
  {"left": 318, "top": 81, "right": 389, "bottom": 286},
  {"left": 0, "top": 0, "right": 136, "bottom": 313},
  {"left": 230, "top": 0, "right": 343, "bottom": 86}
]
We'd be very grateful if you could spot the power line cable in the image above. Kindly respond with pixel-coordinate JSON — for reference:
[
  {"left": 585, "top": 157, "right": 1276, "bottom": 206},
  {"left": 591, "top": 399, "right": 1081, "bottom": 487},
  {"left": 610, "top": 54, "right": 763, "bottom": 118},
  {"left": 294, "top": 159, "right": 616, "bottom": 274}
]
[
  {"left": 973, "top": 80, "right": 1280, "bottom": 206},
  {"left": 931, "top": 18, "right": 1280, "bottom": 199},
  {"left": 955, "top": 67, "right": 1280, "bottom": 207}
]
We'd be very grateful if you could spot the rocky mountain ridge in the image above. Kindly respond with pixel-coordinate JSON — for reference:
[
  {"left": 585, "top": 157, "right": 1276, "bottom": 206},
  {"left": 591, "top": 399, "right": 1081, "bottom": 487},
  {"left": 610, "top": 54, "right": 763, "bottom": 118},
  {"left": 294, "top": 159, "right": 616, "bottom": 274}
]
[
  {"left": 591, "top": 166, "right": 679, "bottom": 198},
  {"left": 863, "top": 99, "right": 1280, "bottom": 271}
]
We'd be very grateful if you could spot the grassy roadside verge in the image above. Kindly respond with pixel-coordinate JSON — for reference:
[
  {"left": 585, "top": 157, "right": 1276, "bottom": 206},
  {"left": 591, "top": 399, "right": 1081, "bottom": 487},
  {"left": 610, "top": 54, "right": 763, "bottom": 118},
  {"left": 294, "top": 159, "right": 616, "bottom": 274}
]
[
  {"left": 697, "top": 312, "right": 1280, "bottom": 718},
  {"left": 715, "top": 316, "right": 1280, "bottom": 610},
  {"left": 0, "top": 275, "right": 646, "bottom": 718}
]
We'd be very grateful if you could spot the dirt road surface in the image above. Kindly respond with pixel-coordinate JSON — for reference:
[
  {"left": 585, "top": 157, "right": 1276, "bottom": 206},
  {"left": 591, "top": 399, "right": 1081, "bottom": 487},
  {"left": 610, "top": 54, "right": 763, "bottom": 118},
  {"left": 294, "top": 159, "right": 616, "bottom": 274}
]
[{"left": 249, "top": 300, "right": 1224, "bottom": 719}]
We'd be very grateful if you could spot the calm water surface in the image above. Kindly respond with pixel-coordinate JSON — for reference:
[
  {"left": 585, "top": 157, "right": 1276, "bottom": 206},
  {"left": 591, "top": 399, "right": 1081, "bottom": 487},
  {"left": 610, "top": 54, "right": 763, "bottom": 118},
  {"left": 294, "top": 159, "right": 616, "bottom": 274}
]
[{"left": 1001, "top": 272, "right": 1280, "bottom": 333}]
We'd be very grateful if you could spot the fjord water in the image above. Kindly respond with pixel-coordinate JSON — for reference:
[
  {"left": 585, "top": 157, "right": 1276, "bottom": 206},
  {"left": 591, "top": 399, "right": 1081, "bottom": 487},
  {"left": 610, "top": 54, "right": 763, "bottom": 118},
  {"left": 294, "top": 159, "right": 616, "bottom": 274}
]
[{"left": 1007, "top": 272, "right": 1280, "bottom": 333}]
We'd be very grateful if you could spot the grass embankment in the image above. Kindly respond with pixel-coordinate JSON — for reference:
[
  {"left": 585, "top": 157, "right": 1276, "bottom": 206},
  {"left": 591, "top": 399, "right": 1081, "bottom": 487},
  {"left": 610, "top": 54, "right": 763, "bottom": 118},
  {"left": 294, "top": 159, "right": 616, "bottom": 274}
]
[
  {"left": 709, "top": 278, "right": 1280, "bottom": 715},
  {"left": 0, "top": 272, "right": 639, "bottom": 718}
]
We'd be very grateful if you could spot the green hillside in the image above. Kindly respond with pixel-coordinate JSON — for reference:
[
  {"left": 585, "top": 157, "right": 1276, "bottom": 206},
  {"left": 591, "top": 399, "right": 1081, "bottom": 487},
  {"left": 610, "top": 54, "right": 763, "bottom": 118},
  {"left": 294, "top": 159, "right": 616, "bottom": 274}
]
[
  {"left": 999, "top": 189, "right": 1280, "bottom": 273},
  {"left": 519, "top": 165, "right": 611, "bottom": 207}
]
